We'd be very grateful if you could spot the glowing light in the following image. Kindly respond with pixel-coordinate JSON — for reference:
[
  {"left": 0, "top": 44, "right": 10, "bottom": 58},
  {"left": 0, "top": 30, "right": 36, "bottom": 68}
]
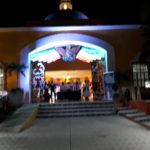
[
  {"left": 0, "top": 90, "right": 8, "bottom": 96},
  {"left": 30, "top": 25, "right": 140, "bottom": 32},
  {"left": 66, "top": 74, "right": 70, "bottom": 80},
  {"left": 29, "top": 40, "right": 108, "bottom": 71},
  {"left": 145, "top": 81, "right": 150, "bottom": 88},
  {"left": 0, "top": 25, "right": 140, "bottom": 32},
  {"left": 63, "top": 4, "right": 67, "bottom": 10},
  {"left": 29, "top": 40, "right": 106, "bottom": 55},
  {"left": 59, "top": 0, "right": 73, "bottom": 10},
  {"left": 76, "top": 47, "right": 106, "bottom": 64},
  {"left": 30, "top": 48, "right": 61, "bottom": 63},
  {"left": 0, "top": 74, "right": 3, "bottom": 77}
]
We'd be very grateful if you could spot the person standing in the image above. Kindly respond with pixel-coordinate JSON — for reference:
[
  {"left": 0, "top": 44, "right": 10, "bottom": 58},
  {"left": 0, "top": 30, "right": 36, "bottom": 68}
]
[
  {"left": 44, "top": 83, "right": 50, "bottom": 103},
  {"left": 49, "top": 81, "right": 56, "bottom": 101},
  {"left": 65, "top": 82, "right": 72, "bottom": 101},
  {"left": 59, "top": 82, "right": 66, "bottom": 100},
  {"left": 83, "top": 80, "right": 90, "bottom": 101},
  {"left": 124, "top": 88, "right": 131, "bottom": 106},
  {"left": 112, "top": 83, "right": 120, "bottom": 114},
  {"left": 73, "top": 81, "right": 81, "bottom": 100}
]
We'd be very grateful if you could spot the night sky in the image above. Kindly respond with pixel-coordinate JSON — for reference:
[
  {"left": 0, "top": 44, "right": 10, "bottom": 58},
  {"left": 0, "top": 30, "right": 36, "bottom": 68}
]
[{"left": 0, "top": 0, "right": 149, "bottom": 27}]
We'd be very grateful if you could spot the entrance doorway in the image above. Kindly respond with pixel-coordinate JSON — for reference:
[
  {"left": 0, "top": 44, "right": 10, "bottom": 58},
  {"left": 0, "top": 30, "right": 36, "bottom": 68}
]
[{"left": 30, "top": 44, "right": 107, "bottom": 103}]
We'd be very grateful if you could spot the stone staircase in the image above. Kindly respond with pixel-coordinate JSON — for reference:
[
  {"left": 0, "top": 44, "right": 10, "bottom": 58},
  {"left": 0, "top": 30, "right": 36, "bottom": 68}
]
[
  {"left": 37, "top": 101, "right": 129, "bottom": 118},
  {"left": 119, "top": 108, "right": 150, "bottom": 129},
  {"left": 37, "top": 101, "right": 150, "bottom": 129}
]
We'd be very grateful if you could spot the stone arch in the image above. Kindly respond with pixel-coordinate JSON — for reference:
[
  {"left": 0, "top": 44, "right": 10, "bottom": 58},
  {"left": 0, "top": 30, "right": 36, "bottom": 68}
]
[{"left": 20, "top": 33, "right": 115, "bottom": 103}]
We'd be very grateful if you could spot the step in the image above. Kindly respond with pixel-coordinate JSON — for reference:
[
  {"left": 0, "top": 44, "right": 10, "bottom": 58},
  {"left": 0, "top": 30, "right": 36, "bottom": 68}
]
[
  {"left": 134, "top": 115, "right": 150, "bottom": 122},
  {"left": 39, "top": 101, "right": 113, "bottom": 106},
  {"left": 38, "top": 106, "right": 129, "bottom": 113},
  {"left": 118, "top": 109, "right": 139, "bottom": 115},
  {"left": 125, "top": 112, "right": 146, "bottom": 118},
  {"left": 37, "top": 111, "right": 115, "bottom": 118},
  {"left": 37, "top": 101, "right": 129, "bottom": 118},
  {"left": 38, "top": 107, "right": 116, "bottom": 113},
  {"left": 142, "top": 121, "right": 150, "bottom": 127},
  {"left": 39, "top": 104, "right": 114, "bottom": 110},
  {"left": 39, "top": 102, "right": 114, "bottom": 107}
]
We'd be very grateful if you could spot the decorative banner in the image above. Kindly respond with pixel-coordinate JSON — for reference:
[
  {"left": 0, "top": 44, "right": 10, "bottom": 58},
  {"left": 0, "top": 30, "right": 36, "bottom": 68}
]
[
  {"left": 32, "top": 61, "right": 45, "bottom": 89},
  {"left": 55, "top": 45, "right": 81, "bottom": 62},
  {"left": 91, "top": 59, "right": 104, "bottom": 99}
]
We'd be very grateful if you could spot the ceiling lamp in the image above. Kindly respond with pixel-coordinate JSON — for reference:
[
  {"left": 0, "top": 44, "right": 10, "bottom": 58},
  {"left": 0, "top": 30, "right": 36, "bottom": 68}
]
[{"left": 59, "top": 0, "right": 73, "bottom": 10}]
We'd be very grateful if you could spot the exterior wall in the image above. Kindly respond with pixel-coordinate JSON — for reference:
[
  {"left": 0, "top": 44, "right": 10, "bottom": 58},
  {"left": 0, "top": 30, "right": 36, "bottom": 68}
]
[
  {"left": 0, "top": 26, "right": 142, "bottom": 90},
  {"left": 20, "top": 46, "right": 30, "bottom": 100},
  {"left": 85, "top": 29, "right": 142, "bottom": 71}
]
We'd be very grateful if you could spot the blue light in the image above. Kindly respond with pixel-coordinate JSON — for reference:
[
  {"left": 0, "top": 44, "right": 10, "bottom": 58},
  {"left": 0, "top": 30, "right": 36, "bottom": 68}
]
[
  {"left": 30, "top": 48, "right": 60, "bottom": 63},
  {"left": 76, "top": 46, "right": 106, "bottom": 64},
  {"left": 29, "top": 40, "right": 108, "bottom": 71}
]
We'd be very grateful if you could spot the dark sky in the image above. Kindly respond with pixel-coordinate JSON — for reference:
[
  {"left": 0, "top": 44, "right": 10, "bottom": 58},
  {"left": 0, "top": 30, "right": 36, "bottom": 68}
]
[{"left": 0, "top": 0, "right": 149, "bottom": 27}]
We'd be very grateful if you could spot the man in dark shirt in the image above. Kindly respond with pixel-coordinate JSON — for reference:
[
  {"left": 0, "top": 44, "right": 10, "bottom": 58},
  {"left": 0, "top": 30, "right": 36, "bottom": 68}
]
[{"left": 49, "top": 81, "right": 56, "bottom": 101}]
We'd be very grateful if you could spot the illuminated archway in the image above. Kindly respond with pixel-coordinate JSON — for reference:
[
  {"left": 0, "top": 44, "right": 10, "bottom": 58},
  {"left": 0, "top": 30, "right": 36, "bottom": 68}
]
[{"left": 20, "top": 33, "right": 115, "bottom": 103}]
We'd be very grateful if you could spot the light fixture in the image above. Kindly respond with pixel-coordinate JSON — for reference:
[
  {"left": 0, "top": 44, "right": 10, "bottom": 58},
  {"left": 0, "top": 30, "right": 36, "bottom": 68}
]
[{"left": 59, "top": 0, "right": 73, "bottom": 10}]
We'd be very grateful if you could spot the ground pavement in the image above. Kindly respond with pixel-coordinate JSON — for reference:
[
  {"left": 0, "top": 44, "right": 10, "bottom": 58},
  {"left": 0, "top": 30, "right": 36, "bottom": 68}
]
[{"left": 0, "top": 113, "right": 150, "bottom": 150}]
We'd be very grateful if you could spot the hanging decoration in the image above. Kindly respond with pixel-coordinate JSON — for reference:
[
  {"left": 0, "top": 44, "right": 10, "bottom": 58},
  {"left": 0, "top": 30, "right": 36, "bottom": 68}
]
[
  {"left": 55, "top": 45, "right": 81, "bottom": 62},
  {"left": 91, "top": 59, "right": 104, "bottom": 99},
  {"left": 32, "top": 61, "right": 45, "bottom": 89}
]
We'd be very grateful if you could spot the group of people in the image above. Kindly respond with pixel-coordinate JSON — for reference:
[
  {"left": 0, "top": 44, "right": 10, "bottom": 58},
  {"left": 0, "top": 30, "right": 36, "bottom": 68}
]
[
  {"left": 58, "top": 81, "right": 81, "bottom": 100},
  {"left": 33, "top": 80, "right": 56, "bottom": 103},
  {"left": 33, "top": 80, "right": 92, "bottom": 103},
  {"left": 58, "top": 80, "right": 91, "bottom": 101},
  {"left": 33, "top": 78, "right": 131, "bottom": 108}
]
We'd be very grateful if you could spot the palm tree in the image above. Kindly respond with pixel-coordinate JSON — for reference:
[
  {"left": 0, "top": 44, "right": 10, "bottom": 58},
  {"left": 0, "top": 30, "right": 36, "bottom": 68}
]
[{"left": 6, "top": 63, "right": 28, "bottom": 89}]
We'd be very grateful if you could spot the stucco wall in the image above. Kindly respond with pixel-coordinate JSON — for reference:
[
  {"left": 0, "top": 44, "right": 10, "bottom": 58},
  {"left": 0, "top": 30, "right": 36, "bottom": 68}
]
[
  {"left": 84, "top": 29, "right": 142, "bottom": 71},
  {"left": 0, "top": 26, "right": 142, "bottom": 90}
]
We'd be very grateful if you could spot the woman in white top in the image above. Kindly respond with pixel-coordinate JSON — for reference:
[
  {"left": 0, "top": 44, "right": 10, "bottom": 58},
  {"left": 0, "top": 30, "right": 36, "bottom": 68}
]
[{"left": 83, "top": 80, "right": 90, "bottom": 101}]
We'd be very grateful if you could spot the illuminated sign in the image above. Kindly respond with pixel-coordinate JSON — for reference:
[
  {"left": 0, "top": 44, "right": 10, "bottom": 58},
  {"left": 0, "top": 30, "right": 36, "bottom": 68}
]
[{"left": 145, "top": 81, "right": 150, "bottom": 88}]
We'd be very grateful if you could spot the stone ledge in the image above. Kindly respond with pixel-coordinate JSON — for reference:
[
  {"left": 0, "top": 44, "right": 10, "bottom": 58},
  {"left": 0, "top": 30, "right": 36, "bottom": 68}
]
[{"left": 0, "top": 103, "right": 39, "bottom": 133}]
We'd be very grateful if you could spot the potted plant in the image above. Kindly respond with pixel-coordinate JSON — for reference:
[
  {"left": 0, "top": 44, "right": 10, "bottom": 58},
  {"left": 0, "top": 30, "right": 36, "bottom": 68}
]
[{"left": 6, "top": 63, "right": 28, "bottom": 108}]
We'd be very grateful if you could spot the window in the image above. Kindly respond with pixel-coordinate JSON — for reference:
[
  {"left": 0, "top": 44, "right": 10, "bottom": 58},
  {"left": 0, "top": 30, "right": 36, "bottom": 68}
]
[{"left": 132, "top": 63, "right": 149, "bottom": 87}]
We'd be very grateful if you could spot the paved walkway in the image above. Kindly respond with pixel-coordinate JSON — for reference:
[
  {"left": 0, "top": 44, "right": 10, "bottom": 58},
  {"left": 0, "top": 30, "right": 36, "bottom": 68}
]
[{"left": 0, "top": 113, "right": 150, "bottom": 150}]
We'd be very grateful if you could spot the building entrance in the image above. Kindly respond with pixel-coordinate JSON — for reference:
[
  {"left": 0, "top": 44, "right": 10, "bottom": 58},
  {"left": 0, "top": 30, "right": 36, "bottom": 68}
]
[
  {"left": 20, "top": 33, "right": 115, "bottom": 103},
  {"left": 30, "top": 45, "right": 106, "bottom": 103}
]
